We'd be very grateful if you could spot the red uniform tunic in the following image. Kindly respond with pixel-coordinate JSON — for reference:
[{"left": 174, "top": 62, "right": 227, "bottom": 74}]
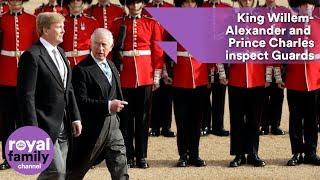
[
  {"left": 84, "top": 3, "right": 124, "bottom": 29},
  {"left": 228, "top": 63, "right": 267, "bottom": 88},
  {"left": 144, "top": 1, "right": 174, "bottom": 40},
  {"left": 61, "top": 13, "right": 99, "bottom": 68},
  {"left": 110, "top": 15, "right": 165, "bottom": 88},
  {"left": 284, "top": 18, "right": 320, "bottom": 92},
  {"left": 228, "top": 7, "right": 268, "bottom": 89},
  {"left": 173, "top": 44, "right": 209, "bottom": 89},
  {"left": 0, "top": 2, "right": 9, "bottom": 16},
  {"left": 34, "top": 3, "right": 68, "bottom": 16},
  {"left": 0, "top": 11, "right": 37, "bottom": 86}
]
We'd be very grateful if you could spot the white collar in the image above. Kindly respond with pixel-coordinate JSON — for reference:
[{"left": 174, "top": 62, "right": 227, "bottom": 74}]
[
  {"left": 40, "top": 37, "right": 58, "bottom": 54},
  {"left": 91, "top": 52, "right": 108, "bottom": 66}
]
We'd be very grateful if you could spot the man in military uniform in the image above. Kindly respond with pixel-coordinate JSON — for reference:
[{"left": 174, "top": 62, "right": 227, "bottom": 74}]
[
  {"left": 34, "top": 0, "right": 68, "bottom": 16},
  {"left": 84, "top": 0, "right": 124, "bottom": 29},
  {"left": 0, "top": 0, "right": 37, "bottom": 170},
  {"left": 110, "top": 0, "right": 164, "bottom": 168},
  {"left": 259, "top": 0, "right": 286, "bottom": 136},
  {"left": 281, "top": 0, "right": 320, "bottom": 166},
  {"left": 60, "top": 0, "right": 99, "bottom": 68},
  {"left": 145, "top": 0, "right": 176, "bottom": 138},
  {"left": 228, "top": 0, "right": 267, "bottom": 168},
  {"left": 201, "top": 0, "right": 231, "bottom": 137}
]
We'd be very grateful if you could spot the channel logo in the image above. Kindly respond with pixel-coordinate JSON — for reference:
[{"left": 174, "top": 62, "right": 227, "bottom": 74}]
[{"left": 5, "top": 126, "right": 54, "bottom": 175}]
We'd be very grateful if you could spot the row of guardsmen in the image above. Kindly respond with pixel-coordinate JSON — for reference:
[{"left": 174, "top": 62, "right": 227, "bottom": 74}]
[{"left": 0, "top": 0, "right": 320, "bottom": 171}]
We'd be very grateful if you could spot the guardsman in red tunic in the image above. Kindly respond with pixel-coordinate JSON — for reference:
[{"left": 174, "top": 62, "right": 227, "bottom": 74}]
[
  {"left": 201, "top": 0, "right": 231, "bottom": 137},
  {"left": 0, "top": 1, "right": 9, "bottom": 15},
  {"left": 60, "top": 0, "right": 99, "bottom": 68},
  {"left": 280, "top": 0, "right": 320, "bottom": 166},
  {"left": 145, "top": 0, "right": 176, "bottom": 138},
  {"left": 110, "top": 0, "right": 164, "bottom": 169},
  {"left": 0, "top": 0, "right": 37, "bottom": 170},
  {"left": 84, "top": 0, "right": 124, "bottom": 29},
  {"left": 227, "top": 0, "right": 267, "bottom": 168},
  {"left": 259, "top": 0, "right": 286, "bottom": 136},
  {"left": 172, "top": 0, "right": 208, "bottom": 168},
  {"left": 34, "top": 0, "right": 68, "bottom": 16}
]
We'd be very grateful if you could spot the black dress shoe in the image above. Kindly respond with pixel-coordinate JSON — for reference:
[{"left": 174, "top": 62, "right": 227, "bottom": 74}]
[
  {"left": 149, "top": 129, "right": 160, "bottom": 137},
  {"left": 136, "top": 158, "right": 149, "bottom": 169},
  {"left": 247, "top": 154, "right": 266, "bottom": 167},
  {"left": 127, "top": 159, "right": 135, "bottom": 168},
  {"left": 0, "top": 160, "right": 10, "bottom": 170},
  {"left": 229, "top": 155, "right": 246, "bottom": 167},
  {"left": 271, "top": 127, "right": 285, "bottom": 135},
  {"left": 304, "top": 154, "right": 320, "bottom": 165},
  {"left": 189, "top": 157, "right": 206, "bottom": 167},
  {"left": 287, "top": 153, "right": 303, "bottom": 166},
  {"left": 260, "top": 126, "right": 269, "bottom": 135},
  {"left": 161, "top": 129, "right": 176, "bottom": 137},
  {"left": 177, "top": 155, "right": 188, "bottom": 167},
  {"left": 211, "top": 129, "right": 229, "bottom": 136}
]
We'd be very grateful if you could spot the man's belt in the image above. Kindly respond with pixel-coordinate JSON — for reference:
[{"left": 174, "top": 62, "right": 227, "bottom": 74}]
[
  {"left": 120, "top": 50, "right": 151, "bottom": 57},
  {"left": 177, "top": 51, "right": 192, "bottom": 58},
  {"left": 65, "top": 50, "right": 90, "bottom": 57},
  {"left": 1, "top": 50, "right": 24, "bottom": 57}
]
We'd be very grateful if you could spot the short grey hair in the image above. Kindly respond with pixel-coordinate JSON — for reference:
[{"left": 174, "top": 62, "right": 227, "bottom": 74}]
[{"left": 90, "top": 28, "right": 114, "bottom": 47}]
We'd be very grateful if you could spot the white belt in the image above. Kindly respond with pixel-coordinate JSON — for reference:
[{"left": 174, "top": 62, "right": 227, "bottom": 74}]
[
  {"left": 177, "top": 51, "right": 192, "bottom": 58},
  {"left": 1, "top": 50, "right": 24, "bottom": 57},
  {"left": 120, "top": 50, "right": 151, "bottom": 57},
  {"left": 65, "top": 50, "right": 90, "bottom": 57}
]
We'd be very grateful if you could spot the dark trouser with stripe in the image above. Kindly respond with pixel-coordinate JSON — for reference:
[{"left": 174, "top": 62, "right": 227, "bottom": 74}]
[
  {"left": 174, "top": 86, "right": 205, "bottom": 158},
  {"left": 0, "top": 86, "right": 18, "bottom": 159},
  {"left": 229, "top": 86, "right": 265, "bottom": 155},
  {"left": 261, "top": 83, "right": 284, "bottom": 129},
  {"left": 287, "top": 89, "right": 319, "bottom": 155},
  {"left": 120, "top": 86, "right": 152, "bottom": 160},
  {"left": 150, "top": 80, "right": 173, "bottom": 132}
]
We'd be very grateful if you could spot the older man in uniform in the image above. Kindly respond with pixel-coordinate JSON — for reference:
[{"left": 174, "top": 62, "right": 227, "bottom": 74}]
[{"left": 0, "top": 0, "right": 37, "bottom": 170}]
